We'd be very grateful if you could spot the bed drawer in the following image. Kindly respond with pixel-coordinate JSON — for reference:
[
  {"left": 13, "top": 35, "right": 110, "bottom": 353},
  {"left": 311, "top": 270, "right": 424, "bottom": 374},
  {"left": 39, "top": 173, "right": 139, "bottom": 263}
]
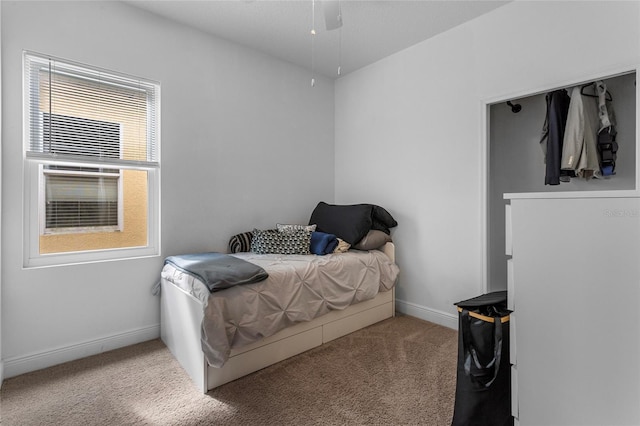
[
  {"left": 323, "top": 301, "right": 393, "bottom": 342},
  {"left": 208, "top": 326, "right": 323, "bottom": 389}
]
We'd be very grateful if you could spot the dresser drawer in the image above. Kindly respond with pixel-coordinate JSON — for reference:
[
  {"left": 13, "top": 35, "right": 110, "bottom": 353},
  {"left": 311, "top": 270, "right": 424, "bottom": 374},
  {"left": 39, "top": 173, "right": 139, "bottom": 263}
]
[
  {"left": 505, "top": 203, "right": 512, "bottom": 256},
  {"left": 509, "top": 312, "right": 516, "bottom": 365},
  {"left": 511, "top": 364, "right": 518, "bottom": 420}
]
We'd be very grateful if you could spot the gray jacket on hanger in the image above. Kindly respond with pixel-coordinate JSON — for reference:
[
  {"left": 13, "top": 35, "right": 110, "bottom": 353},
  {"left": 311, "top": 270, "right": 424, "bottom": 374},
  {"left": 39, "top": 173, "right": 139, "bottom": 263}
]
[{"left": 561, "top": 86, "right": 600, "bottom": 179}]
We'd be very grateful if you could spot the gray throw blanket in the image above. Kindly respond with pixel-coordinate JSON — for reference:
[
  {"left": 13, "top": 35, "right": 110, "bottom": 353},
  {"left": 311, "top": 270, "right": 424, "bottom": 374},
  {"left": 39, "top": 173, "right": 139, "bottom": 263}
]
[{"left": 164, "top": 252, "right": 268, "bottom": 292}]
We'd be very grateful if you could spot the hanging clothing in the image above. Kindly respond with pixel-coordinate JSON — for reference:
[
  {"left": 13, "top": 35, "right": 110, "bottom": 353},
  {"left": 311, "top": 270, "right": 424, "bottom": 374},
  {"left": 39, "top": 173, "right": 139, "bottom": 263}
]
[
  {"left": 595, "top": 81, "right": 614, "bottom": 130},
  {"left": 540, "top": 89, "right": 571, "bottom": 185},
  {"left": 561, "top": 87, "right": 601, "bottom": 180},
  {"left": 595, "top": 81, "right": 618, "bottom": 177}
]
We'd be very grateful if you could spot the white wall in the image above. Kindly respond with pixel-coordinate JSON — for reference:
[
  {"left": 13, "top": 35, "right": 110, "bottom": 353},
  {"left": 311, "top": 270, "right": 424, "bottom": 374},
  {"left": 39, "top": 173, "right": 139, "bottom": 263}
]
[
  {"left": 335, "top": 0, "right": 640, "bottom": 328},
  {"left": 0, "top": 0, "right": 3, "bottom": 387},
  {"left": 1, "top": 1, "right": 334, "bottom": 377}
]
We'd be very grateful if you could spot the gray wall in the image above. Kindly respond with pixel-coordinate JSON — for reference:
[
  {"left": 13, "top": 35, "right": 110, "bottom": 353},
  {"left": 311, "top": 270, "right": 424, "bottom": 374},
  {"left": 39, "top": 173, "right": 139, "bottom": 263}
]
[
  {"left": 335, "top": 1, "right": 640, "bottom": 327},
  {"left": 1, "top": 1, "right": 335, "bottom": 377}
]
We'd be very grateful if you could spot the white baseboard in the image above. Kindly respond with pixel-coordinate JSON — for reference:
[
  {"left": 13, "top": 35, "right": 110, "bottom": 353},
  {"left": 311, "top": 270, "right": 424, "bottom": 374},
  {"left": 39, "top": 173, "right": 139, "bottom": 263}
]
[
  {"left": 0, "top": 360, "right": 4, "bottom": 389},
  {"left": 395, "top": 299, "right": 458, "bottom": 330},
  {"left": 3, "top": 324, "right": 160, "bottom": 380}
]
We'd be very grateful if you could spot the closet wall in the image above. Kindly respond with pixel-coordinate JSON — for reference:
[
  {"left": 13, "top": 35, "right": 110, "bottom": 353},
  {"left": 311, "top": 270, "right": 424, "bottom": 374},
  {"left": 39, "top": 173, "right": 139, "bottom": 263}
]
[{"left": 488, "top": 72, "right": 637, "bottom": 291}]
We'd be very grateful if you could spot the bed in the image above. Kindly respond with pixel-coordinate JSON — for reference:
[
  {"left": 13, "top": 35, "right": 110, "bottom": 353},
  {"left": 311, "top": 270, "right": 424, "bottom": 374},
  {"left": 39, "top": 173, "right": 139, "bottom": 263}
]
[{"left": 160, "top": 202, "right": 399, "bottom": 393}]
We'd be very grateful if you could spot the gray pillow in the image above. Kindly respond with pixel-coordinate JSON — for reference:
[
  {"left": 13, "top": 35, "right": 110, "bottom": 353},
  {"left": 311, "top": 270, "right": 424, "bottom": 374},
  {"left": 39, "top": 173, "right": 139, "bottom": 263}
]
[{"left": 353, "top": 229, "right": 392, "bottom": 251}]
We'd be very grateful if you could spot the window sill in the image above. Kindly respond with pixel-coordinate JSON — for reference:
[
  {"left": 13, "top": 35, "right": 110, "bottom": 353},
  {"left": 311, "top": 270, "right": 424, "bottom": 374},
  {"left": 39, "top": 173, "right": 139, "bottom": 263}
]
[{"left": 23, "top": 246, "right": 160, "bottom": 269}]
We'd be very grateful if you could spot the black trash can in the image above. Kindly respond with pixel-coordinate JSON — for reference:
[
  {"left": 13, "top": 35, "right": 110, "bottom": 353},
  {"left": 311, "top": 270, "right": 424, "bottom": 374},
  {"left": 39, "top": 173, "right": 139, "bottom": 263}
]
[{"left": 451, "top": 291, "right": 513, "bottom": 426}]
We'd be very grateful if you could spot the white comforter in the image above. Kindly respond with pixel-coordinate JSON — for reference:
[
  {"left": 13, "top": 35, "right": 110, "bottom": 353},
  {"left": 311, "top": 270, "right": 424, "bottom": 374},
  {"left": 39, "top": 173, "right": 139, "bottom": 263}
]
[{"left": 161, "top": 250, "right": 399, "bottom": 367}]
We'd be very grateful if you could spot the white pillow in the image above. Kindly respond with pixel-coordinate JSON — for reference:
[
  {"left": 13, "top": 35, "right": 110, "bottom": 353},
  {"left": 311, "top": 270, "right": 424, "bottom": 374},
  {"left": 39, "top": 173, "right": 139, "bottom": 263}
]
[{"left": 277, "top": 223, "right": 317, "bottom": 233}]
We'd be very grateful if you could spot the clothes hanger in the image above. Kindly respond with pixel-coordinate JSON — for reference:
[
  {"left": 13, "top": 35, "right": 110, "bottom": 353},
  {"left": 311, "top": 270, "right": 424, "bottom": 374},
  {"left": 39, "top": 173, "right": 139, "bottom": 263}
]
[{"left": 580, "top": 82, "right": 613, "bottom": 101}]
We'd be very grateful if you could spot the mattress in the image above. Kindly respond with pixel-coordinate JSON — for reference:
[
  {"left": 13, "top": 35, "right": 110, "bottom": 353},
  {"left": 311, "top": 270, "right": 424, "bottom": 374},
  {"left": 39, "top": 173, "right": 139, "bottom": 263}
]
[{"left": 161, "top": 249, "right": 399, "bottom": 367}]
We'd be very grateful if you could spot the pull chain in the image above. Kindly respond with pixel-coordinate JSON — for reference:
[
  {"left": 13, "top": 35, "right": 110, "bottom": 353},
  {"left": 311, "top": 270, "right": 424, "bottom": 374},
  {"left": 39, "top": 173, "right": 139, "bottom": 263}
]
[
  {"left": 337, "top": 23, "right": 342, "bottom": 76},
  {"left": 311, "top": 0, "right": 316, "bottom": 87}
]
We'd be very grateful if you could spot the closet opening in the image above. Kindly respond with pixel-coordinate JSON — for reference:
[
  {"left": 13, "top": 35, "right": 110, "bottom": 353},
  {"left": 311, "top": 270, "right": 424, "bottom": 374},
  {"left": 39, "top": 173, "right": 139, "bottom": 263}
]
[{"left": 484, "top": 70, "right": 638, "bottom": 293}]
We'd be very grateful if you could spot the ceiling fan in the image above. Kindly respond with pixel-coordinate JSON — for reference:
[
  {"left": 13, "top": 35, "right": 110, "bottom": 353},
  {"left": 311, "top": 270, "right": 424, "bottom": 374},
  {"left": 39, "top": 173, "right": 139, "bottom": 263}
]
[{"left": 312, "top": 0, "right": 343, "bottom": 85}]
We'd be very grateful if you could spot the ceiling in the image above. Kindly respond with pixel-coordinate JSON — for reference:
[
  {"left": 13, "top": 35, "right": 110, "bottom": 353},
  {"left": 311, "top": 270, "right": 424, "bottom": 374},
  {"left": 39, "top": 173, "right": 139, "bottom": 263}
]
[{"left": 125, "top": 0, "right": 511, "bottom": 78}]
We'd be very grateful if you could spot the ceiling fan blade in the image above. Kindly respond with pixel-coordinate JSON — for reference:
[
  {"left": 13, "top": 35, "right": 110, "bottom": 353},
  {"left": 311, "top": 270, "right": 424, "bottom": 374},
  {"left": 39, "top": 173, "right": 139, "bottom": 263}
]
[{"left": 322, "top": 0, "right": 343, "bottom": 31}]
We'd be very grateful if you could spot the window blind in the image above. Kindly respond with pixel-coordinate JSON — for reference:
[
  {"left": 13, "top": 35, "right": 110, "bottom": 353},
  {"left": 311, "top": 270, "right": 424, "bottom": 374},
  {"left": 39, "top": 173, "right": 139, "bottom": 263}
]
[
  {"left": 43, "top": 113, "right": 121, "bottom": 159},
  {"left": 45, "top": 172, "right": 119, "bottom": 229},
  {"left": 25, "top": 53, "right": 159, "bottom": 167}
]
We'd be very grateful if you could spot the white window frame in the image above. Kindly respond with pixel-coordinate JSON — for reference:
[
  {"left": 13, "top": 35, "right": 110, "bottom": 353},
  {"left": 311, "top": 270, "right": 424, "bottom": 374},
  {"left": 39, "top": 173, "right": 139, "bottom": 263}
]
[{"left": 23, "top": 52, "right": 161, "bottom": 268}]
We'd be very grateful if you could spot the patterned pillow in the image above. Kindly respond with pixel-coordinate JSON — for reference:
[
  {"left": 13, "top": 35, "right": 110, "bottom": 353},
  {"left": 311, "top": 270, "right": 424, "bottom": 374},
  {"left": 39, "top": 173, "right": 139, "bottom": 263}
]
[
  {"left": 228, "top": 231, "right": 254, "bottom": 253},
  {"left": 251, "top": 228, "right": 311, "bottom": 255},
  {"left": 277, "top": 223, "right": 317, "bottom": 233}
]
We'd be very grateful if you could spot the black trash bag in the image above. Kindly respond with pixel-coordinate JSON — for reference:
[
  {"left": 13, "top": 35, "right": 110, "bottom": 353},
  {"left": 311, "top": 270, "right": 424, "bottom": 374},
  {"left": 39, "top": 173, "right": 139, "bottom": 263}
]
[{"left": 451, "top": 291, "right": 513, "bottom": 426}]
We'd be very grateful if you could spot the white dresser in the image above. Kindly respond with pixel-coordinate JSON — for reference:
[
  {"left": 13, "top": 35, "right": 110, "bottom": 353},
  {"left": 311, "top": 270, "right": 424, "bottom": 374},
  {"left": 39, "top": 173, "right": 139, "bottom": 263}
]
[{"left": 505, "top": 195, "right": 640, "bottom": 425}]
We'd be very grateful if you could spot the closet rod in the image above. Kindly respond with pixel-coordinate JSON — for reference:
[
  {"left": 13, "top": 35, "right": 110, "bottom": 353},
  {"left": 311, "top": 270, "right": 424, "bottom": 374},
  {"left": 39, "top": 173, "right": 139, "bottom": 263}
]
[{"left": 506, "top": 100, "right": 521, "bottom": 113}]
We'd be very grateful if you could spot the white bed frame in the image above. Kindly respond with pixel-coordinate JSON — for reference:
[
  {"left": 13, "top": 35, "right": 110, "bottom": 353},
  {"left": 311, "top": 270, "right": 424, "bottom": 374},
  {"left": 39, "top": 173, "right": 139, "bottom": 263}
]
[{"left": 160, "top": 243, "right": 396, "bottom": 393}]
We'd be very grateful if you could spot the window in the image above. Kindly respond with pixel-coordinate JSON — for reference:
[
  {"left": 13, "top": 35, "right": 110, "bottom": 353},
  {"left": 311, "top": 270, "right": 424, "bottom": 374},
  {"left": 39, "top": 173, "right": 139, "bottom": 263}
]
[
  {"left": 42, "top": 114, "right": 122, "bottom": 233},
  {"left": 23, "top": 52, "right": 160, "bottom": 267}
]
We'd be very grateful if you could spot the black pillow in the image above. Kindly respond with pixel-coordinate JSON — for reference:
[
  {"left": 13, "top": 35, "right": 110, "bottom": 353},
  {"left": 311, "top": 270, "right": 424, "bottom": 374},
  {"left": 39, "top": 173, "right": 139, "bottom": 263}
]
[
  {"left": 309, "top": 202, "right": 373, "bottom": 245},
  {"left": 371, "top": 205, "right": 398, "bottom": 234}
]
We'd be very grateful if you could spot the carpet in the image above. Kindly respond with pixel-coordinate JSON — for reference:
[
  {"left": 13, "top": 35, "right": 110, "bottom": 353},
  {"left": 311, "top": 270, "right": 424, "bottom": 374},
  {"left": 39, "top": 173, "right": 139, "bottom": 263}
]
[{"left": 0, "top": 315, "right": 458, "bottom": 425}]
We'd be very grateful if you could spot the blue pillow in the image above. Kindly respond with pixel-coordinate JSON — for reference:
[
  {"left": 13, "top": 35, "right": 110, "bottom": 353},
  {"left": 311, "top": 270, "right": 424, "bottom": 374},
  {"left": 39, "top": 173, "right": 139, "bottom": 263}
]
[{"left": 310, "top": 231, "right": 339, "bottom": 255}]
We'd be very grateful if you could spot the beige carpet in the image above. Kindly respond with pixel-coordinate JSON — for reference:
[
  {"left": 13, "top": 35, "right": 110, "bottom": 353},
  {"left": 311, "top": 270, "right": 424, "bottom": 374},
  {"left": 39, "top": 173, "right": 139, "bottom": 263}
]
[{"left": 0, "top": 315, "right": 458, "bottom": 426}]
